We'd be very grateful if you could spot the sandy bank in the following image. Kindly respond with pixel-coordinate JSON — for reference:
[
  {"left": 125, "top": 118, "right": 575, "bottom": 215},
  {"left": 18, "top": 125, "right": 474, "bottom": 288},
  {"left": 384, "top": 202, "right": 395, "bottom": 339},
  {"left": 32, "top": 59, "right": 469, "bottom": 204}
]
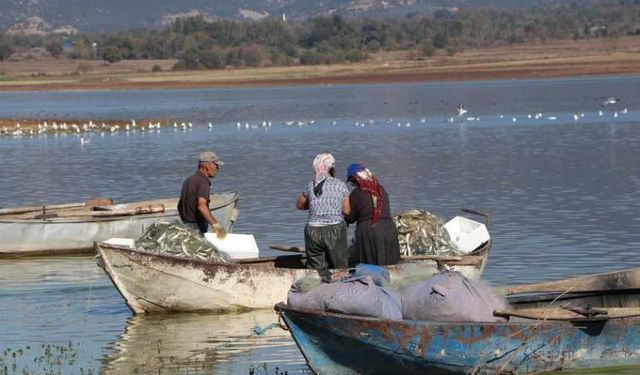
[{"left": 0, "top": 37, "right": 639, "bottom": 92}]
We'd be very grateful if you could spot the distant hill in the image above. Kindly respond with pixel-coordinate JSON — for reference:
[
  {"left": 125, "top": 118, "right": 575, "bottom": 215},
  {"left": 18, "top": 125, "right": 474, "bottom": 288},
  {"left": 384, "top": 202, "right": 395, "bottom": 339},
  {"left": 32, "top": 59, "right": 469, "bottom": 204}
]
[{"left": 1, "top": 0, "right": 600, "bottom": 34}]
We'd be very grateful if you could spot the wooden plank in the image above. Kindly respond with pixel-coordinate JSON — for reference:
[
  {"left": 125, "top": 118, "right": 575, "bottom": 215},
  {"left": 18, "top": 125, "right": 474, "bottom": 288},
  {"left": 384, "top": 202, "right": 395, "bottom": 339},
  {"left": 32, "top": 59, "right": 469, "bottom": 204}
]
[
  {"left": 497, "top": 268, "right": 640, "bottom": 295},
  {"left": 403, "top": 255, "right": 463, "bottom": 261},
  {"left": 0, "top": 198, "right": 113, "bottom": 215},
  {"left": 403, "top": 254, "right": 483, "bottom": 266},
  {"left": 494, "top": 307, "right": 640, "bottom": 321},
  {"left": 269, "top": 244, "right": 482, "bottom": 266}
]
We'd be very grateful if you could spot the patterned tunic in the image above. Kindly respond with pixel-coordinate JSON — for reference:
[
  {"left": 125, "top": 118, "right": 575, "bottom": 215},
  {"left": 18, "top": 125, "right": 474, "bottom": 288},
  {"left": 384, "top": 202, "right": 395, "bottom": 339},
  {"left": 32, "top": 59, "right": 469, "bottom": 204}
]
[{"left": 303, "top": 177, "right": 349, "bottom": 225}]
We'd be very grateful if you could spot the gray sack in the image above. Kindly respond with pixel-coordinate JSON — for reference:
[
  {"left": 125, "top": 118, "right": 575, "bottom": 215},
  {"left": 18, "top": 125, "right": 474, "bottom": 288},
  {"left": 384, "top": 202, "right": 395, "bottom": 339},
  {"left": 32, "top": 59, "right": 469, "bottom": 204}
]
[
  {"left": 401, "top": 270, "right": 507, "bottom": 322},
  {"left": 287, "top": 275, "right": 403, "bottom": 320}
]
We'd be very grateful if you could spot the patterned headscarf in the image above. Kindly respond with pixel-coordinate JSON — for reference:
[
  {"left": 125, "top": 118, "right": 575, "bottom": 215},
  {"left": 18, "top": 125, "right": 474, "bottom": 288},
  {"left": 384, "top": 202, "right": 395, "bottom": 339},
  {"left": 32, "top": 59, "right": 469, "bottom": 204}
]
[
  {"left": 312, "top": 153, "right": 335, "bottom": 197},
  {"left": 347, "top": 163, "right": 383, "bottom": 224}
]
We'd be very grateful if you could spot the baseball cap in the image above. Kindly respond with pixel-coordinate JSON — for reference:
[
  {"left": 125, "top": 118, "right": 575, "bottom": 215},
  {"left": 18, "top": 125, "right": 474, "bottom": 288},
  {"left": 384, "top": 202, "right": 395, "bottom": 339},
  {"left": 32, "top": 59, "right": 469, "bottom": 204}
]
[{"left": 198, "top": 151, "right": 225, "bottom": 165}]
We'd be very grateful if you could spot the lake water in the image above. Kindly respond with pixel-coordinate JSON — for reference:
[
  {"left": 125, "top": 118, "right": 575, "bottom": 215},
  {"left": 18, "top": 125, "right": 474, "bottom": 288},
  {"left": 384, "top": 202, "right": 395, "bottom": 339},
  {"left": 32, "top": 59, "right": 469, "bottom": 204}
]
[{"left": 1, "top": 76, "right": 639, "bottom": 374}]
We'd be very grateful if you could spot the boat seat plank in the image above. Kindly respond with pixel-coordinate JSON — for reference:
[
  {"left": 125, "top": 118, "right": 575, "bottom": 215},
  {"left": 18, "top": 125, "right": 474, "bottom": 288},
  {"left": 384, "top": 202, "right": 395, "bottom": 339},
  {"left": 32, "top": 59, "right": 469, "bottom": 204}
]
[
  {"left": 497, "top": 268, "right": 640, "bottom": 295},
  {"left": 494, "top": 307, "right": 640, "bottom": 321}
]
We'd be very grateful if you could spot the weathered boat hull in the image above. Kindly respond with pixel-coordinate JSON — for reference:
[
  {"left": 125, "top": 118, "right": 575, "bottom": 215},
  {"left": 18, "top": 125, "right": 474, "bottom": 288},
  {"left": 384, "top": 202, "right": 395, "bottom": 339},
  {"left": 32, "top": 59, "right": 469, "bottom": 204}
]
[
  {"left": 277, "top": 268, "right": 640, "bottom": 374},
  {"left": 96, "top": 241, "right": 490, "bottom": 313},
  {"left": 277, "top": 303, "right": 640, "bottom": 375},
  {"left": 0, "top": 192, "right": 238, "bottom": 256}
]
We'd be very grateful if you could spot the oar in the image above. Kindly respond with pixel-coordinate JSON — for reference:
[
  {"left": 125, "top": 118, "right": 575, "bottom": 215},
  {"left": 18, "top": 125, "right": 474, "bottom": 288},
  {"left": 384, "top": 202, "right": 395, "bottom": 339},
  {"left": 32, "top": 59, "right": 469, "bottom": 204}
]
[
  {"left": 0, "top": 197, "right": 113, "bottom": 215},
  {"left": 46, "top": 204, "right": 165, "bottom": 218},
  {"left": 270, "top": 244, "right": 305, "bottom": 253},
  {"left": 497, "top": 268, "right": 640, "bottom": 295}
]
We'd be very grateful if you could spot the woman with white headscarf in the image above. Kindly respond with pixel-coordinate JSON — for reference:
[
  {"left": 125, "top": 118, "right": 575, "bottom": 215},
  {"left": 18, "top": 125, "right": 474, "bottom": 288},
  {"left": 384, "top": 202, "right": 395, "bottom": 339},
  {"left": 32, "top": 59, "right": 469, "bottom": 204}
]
[{"left": 296, "top": 153, "right": 351, "bottom": 281}]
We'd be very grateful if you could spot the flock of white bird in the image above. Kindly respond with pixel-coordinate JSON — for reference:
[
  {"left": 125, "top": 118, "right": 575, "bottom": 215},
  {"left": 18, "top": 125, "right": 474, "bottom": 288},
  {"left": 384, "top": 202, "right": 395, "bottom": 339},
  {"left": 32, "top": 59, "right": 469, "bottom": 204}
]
[{"left": 0, "top": 97, "right": 631, "bottom": 140}]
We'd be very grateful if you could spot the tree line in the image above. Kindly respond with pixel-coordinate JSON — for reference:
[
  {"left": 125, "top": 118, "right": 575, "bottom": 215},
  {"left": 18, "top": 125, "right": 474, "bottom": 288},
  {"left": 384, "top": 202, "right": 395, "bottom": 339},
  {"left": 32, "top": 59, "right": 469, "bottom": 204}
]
[{"left": 1, "top": 0, "right": 639, "bottom": 69}]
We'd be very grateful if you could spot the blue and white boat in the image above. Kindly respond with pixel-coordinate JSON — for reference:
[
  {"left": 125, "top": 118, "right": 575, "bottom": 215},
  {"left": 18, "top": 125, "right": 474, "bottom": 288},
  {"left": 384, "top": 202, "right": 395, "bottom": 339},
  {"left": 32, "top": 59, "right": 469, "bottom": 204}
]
[{"left": 276, "top": 268, "right": 640, "bottom": 374}]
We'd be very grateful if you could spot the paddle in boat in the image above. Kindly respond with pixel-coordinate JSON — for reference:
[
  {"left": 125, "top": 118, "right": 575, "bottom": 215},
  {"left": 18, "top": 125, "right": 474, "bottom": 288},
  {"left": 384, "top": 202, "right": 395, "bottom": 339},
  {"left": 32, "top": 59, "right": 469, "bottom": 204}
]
[
  {"left": 276, "top": 267, "right": 640, "bottom": 374},
  {"left": 0, "top": 192, "right": 238, "bottom": 256}
]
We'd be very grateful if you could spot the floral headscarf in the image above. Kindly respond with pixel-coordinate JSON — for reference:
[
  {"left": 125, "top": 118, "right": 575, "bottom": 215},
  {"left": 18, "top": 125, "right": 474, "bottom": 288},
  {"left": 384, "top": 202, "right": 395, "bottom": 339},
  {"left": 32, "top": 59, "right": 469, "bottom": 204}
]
[
  {"left": 347, "top": 163, "right": 383, "bottom": 224},
  {"left": 312, "top": 153, "right": 335, "bottom": 197}
]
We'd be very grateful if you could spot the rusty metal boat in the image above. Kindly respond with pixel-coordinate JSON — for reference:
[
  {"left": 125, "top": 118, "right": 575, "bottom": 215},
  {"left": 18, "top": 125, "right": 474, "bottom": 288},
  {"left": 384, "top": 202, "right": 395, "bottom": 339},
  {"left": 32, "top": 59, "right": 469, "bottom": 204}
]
[{"left": 276, "top": 268, "right": 640, "bottom": 374}]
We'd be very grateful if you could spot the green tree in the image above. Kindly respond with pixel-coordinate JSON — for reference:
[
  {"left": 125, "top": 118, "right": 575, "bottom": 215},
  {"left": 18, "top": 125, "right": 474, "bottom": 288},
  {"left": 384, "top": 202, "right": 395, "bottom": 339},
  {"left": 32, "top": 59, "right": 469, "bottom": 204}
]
[
  {"left": 200, "top": 48, "right": 224, "bottom": 69},
  {"left": 300, "top": 50, "right": 324, "bottom": 65},
  {"left": 45, "top": 36, "right": 64, "bottom": 57},
  {"left": 420, "top": 40, "right": 435, "bottom": 57},
  {"left": 102, "top": 45, "right": 123, "bottom": 63},
  {"left": 0, "top": 34, "right": 13, "bottom": 61},
  {"left": 240, "top": 45, "right": 266, "bottom": 66}
]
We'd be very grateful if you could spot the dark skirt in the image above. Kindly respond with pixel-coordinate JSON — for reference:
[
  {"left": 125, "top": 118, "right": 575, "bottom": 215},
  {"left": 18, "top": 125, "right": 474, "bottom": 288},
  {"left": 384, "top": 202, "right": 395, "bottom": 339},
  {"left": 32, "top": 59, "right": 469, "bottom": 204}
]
[{"left": 354, "top": 219, "right": 401, "bottom": 266}]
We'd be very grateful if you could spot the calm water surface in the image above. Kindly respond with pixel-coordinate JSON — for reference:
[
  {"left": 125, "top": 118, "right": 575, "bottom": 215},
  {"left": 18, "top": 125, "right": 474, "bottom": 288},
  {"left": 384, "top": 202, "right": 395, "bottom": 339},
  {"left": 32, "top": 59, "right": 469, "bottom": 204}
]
[{"left": 1, "top": 76, "right": 639, "bottom": 374}]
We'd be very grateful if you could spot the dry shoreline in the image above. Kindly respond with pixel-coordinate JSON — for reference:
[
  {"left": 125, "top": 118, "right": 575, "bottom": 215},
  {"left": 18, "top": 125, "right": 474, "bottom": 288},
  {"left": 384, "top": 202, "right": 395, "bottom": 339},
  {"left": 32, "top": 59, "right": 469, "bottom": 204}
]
[
  {"left": 1, "top": 37, "right": 639, "bottom": 92},
  {"left": 1, "top": 37, "right": 639, "bottom": 134}
]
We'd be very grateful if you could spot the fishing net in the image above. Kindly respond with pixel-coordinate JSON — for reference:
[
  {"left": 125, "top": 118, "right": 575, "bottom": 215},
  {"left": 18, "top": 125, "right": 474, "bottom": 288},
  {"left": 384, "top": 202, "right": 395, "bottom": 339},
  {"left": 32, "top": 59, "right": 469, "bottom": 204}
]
[
  {"left": 393, "top": 209, "right": 461, "bottom": 256},
  {"left": 135, "top": 221, "right": 232, "bottom": 262}
]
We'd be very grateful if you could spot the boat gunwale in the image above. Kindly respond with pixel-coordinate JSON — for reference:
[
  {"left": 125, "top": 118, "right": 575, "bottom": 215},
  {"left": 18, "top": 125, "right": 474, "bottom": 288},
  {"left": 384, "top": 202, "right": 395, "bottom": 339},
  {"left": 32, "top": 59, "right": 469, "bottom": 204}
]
[
  {"left": 96, "top": 238, "right": 490, "bottom": 272},
  {"left": 96, "top": 241, "right": 306, "bottom": 271},
  {"left": 0, "top": 191, "right": 239, "bottom": 224},
  {"left": 275, "top": 301, "right": 640, "bottom": 328}
]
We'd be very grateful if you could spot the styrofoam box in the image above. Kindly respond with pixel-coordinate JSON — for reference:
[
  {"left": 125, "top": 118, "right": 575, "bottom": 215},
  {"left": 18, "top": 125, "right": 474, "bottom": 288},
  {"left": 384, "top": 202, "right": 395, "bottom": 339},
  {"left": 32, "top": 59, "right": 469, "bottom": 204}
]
[
  {"left": 103, "top": 237, "right": 135, "bottom": 248},
  {"left": 443, "top": 216, "right": 490, "bottom": 254},
  {"left": 204, "top": 233, "right": 260, "bottom": 260}
]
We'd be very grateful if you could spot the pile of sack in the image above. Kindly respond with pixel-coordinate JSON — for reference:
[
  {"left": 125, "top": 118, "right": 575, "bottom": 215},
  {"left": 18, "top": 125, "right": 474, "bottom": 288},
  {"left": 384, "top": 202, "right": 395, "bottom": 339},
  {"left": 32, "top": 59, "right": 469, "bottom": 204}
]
[
  {"left": 288, "top": 265, "right": 506, "bottom": 322},
  {"left": 135, "top": 221, "right": 231, "bottom": 262}
]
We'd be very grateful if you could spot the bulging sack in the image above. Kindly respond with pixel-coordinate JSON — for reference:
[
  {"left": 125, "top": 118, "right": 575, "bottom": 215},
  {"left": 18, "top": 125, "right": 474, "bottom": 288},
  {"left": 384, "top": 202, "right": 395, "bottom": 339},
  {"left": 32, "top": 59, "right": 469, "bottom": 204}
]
[
  {"left": 402, "top": 270, "right": 506, "bottom": 322},
  {"left": 288, "top": 275, "right": 402, "bottom": 319}
]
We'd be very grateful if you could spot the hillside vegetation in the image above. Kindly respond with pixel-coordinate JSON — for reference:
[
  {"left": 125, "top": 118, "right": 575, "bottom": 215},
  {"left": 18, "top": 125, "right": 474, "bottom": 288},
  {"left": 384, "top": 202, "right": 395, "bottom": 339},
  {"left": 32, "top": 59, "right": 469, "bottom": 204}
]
[
  {"left": 0, "top": 1, "right": 638, "bottom": 72},
  {"left": 0, "top": 0, "right": 607, "bottom": 33}
]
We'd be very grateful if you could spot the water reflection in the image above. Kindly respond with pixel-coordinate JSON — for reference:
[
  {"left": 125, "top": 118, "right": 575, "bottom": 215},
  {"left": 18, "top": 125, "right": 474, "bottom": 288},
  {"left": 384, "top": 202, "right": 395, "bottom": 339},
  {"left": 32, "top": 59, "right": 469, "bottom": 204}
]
[
  {"left": 101, "top": 310, "right": 307, "bottom": 375},
  {"left": 1, "top": 77, "right": 640, "bottom": 373}
]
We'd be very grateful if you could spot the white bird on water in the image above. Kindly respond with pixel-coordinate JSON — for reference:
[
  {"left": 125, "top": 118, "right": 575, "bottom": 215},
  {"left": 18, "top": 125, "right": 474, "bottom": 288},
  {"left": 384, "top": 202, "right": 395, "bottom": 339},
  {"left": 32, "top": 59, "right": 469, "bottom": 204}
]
[
  {"left": 457, "top": 104, "right": 467, "bottom": 117},
  {"left": 601, "top": 97, "right": 621, "bottom": 107}
]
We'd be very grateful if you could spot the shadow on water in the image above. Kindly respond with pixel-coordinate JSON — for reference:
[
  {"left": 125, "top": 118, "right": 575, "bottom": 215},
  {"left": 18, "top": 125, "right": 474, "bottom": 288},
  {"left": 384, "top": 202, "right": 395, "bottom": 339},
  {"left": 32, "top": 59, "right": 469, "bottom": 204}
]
[{"left": 99, "top": 310, "right": 308, "bottom": 375}]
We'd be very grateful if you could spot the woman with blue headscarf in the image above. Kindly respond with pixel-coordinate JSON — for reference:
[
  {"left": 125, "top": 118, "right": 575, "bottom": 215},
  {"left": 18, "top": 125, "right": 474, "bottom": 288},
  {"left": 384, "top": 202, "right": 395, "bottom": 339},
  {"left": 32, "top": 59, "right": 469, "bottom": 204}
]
[
  {"left": 345, "top": 163, "right": 400, "bottom": 265},
  {"left": 296, "top": 153, "right": 351, "bottom": 281}
]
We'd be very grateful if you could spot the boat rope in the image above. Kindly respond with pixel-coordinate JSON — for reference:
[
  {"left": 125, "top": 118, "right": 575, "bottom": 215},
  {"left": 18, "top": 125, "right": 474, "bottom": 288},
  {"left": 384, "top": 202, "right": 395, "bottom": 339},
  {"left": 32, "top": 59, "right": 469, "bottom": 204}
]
[{"left": 250, "top": 322, "right": 282, "bottom": 336}]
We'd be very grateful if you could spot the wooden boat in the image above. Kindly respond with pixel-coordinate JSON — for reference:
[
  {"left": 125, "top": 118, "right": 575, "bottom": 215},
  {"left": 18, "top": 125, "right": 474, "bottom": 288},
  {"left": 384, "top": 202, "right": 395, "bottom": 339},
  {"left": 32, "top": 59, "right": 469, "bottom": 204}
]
[
  {"left": 95, "top": 238, "right": 490, "bottom": 314},
  {"left": 0, "top": 192, "right": 238, "bottom": 256},
  {"left": 276, "top": 268, "right": 640, "bottom": 375}
]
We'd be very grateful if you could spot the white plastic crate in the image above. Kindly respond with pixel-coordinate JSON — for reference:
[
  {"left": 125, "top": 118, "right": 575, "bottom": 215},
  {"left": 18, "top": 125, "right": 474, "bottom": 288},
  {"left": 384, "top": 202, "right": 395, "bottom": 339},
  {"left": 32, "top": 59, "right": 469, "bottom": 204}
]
[
  {"left": 443, "top": 216, "right": 490, "bottom": 254},
  {"left": 103, "top": 237, "right": 135, "bottom": 248},
  {"left": 205, "top": 233, "right": 260, "bottom": 260}
]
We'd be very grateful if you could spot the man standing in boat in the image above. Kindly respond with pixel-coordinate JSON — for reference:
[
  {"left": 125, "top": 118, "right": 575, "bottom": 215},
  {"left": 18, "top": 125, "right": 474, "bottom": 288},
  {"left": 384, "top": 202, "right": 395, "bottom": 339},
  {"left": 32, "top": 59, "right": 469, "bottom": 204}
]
[{"left": 178, "top": 151, "right": 227, "bottom": 238}]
